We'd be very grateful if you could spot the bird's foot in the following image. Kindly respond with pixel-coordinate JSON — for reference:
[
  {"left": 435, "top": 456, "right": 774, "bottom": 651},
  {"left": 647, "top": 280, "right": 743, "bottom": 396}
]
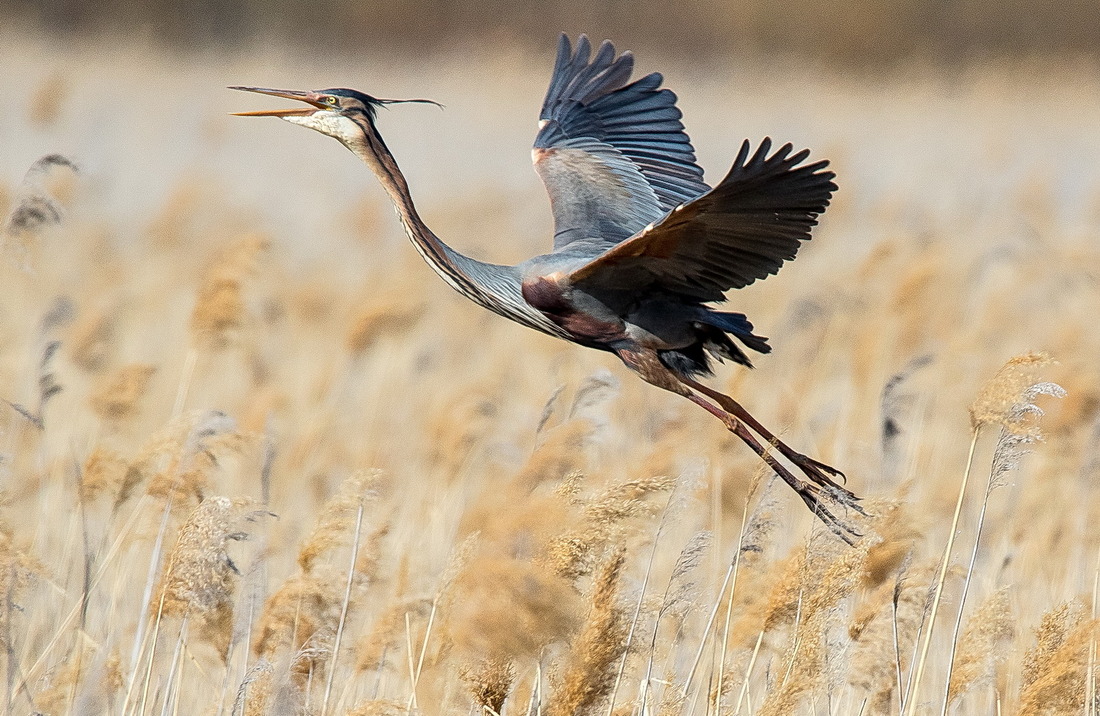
[
  {"left": 760, "top": 454, "right": 863, "bottom": 545},
  {"left": 787, "top": 452, "right": 866, "bottom": 516},
  {"left": 787, "top": 477, "right": 862, "bottom": 546}
]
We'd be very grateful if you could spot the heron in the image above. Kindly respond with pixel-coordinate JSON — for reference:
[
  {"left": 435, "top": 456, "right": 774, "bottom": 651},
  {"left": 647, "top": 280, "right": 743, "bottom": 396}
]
[{"left": 232, "top": 34, "right": 862, "bottom": 540}]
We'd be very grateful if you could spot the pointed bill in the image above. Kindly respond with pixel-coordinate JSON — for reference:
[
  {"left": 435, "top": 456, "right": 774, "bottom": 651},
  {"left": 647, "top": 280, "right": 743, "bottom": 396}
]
[{"left": 229, "top": 86, "right": 328, "bottom": 116}]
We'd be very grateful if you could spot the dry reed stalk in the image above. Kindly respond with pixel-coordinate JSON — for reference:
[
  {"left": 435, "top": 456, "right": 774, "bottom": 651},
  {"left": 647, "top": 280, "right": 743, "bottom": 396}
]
[
  {"left": 708, "top": 472, "right": 778, "bottom": 708},
  {"left": 171, "top": 349, "right": 197, "bottom": 419},
  {"left": 639, "top": 531, "right": 710, "bottom": 710},
  {"left": 256, "top": 546, "right": 383, "bottom": 688},
  {"left": 1091, "top": 546, "right": 1100, "bottom": 716},
  {"left": 683, "top": 479, "right": 763, "bottom": 705},
  {"left": 655, "top": 668, "right": 685, "bottom": 716},
  {"left": 254, "top": 474, "right": 388, "bottom": 691},
  {"left": 731, "top": 628, "right": 765, "bottom": 714},
  {"left": 253, "top": 568, "right": 345, "bottom": 668},
  {"left": 546, "top": 547, "right": 628, "bottom": 716},
  {"left": 757, "top": 534, "right": 874, "bottom": 716},
  {"left": 711, "top": 501, "right": 755, "bottom": 711},
  {"left": 904, "top": 434, "right": 977, "bottom": 716},
  {"left": 946, "top": 588, "right": 1014, "bottom": 706},
  {"left": 298, "top": 470, "right": 383, "bottom": 572},
  {"left": 761, "top": 534, "right": 845, "bottom": 631},
  {"left": 354, "top": 597, "right": 432, "bottom": 682},
  {"left": 605, "top": 488, "right": 679, "bottom": 716},
  {"left": 125, "top": 412, "right": 241, "bottom": 713},
  {"left": 162, "top": 616, "right": 188, "bottom": 716},
  {"left": 137, "top": 562, "right": 170, "bottom": 716},
  {"left": 944, "top": 379, "right": 1064, "bottom": 713},
  {"left": 17, "top": 493, "right": 155, "bottom": 703},
  {"left": 905, "top": 354, "right": 1054, "bottom": 716},
  {"left": 322, "top": 496, "right": 366, "bottom": 715},
  {"left": 902, "top": 351, "right": 1056, "bottom": 716}
]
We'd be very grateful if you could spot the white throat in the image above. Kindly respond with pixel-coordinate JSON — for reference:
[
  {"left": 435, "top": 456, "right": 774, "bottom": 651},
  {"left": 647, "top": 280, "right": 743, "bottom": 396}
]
[{"left": 283, "top": 112, "right": 364, "bottom": 144}]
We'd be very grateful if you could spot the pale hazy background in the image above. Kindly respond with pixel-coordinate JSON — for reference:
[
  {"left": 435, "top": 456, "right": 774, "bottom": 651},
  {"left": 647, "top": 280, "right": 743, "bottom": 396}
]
[{"left": 2, "top": 3, "right": 1099, "bottom": 715}]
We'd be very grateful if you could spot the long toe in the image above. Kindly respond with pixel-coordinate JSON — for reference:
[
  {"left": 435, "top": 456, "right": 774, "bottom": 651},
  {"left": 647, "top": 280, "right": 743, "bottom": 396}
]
[
  {"left": 796, "top": 488, "right": 860, "bottom": 546},
  {"left": 792, "top": 453, "right": 859, "bottom": 497}
]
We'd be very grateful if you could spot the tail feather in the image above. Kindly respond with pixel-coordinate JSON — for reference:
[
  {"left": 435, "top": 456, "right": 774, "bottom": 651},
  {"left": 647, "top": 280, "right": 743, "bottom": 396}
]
[{"left": 697, "top": 310, "right": 772, "bottom": 354}]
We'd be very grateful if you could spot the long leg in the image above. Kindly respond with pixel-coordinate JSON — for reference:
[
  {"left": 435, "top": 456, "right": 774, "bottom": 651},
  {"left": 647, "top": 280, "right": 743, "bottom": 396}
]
[
  {"left": 616, "top": 347, "right": 861, "bottom": 542},
  {"left": 680, "top": 376, "right": 863, "bottom": 509},
  {"left": 681, "top": 389, "right": 860, "bottom": 543}
]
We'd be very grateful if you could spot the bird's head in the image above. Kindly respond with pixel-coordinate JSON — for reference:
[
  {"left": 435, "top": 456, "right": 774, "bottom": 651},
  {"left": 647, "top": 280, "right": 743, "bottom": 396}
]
[{"left": 230, "top": 86, "right": 440, "bottom": 143}]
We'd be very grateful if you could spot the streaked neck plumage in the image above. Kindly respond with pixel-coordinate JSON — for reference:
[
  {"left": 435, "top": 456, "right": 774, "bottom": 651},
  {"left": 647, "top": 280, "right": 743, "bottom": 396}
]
[{"left": 322, "top": 112, "right": 567, "bottom": 338}]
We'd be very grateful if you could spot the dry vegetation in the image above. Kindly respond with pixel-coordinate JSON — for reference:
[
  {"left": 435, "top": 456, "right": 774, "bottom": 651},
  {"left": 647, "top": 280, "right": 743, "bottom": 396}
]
[{"left": 1, "top": 33, "right": 1099, "bottom": 716}]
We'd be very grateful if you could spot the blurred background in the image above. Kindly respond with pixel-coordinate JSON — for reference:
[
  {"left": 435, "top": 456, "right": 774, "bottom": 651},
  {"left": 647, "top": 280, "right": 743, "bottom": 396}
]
[
  {"left": 4, "top": 0, "right": 1100, "bottom": 63},
  {"left": 2, "top": 3, "right": 1100, "bottom": 715}
]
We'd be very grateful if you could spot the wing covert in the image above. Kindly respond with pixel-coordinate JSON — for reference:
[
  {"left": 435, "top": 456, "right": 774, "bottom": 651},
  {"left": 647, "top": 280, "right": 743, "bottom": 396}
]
[
  {"left": 534, "top": 34, "right": 709, "bottom": 251},
  {"left": 567, "top": 139, "right": 836, "bottom": 302}
]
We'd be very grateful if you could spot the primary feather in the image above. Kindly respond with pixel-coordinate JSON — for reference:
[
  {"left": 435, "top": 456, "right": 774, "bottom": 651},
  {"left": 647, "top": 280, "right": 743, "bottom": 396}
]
[{"left": 533, "top": 34, "right": 709, "bottom": 250}]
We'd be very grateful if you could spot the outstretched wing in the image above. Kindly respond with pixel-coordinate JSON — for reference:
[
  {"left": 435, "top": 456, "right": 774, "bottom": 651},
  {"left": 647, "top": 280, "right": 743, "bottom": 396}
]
[
  {"left": 567, "top": 139, "right": 836, "bottom": 302},
  {"left": 534, "top": 34, "right": 709, "bottom": 251}
]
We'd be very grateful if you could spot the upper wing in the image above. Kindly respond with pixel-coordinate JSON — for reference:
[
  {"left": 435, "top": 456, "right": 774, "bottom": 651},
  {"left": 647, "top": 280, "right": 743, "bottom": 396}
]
[
  {"left": 567, "top": 139, "right": 836, "bottom": 302},
  {"left": 534, "top": 34, "right": 709, "bottom": 251}
]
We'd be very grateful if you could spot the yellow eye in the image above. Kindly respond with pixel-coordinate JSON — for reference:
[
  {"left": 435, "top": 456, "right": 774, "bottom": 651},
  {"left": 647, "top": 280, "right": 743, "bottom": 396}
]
[{"left": 325, "top": 96, "right": 339, "bottom": 106}]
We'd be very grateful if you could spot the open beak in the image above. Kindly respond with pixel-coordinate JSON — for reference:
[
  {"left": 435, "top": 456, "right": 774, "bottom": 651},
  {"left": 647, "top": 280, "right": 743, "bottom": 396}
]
[{"left": 229, "top": 86, "right": 328, "bottom": 117}]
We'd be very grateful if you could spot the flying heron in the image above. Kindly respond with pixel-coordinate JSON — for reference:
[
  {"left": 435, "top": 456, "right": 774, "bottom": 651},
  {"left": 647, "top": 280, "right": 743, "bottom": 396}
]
[{"left": 232, "top": 34, "right": 862, "bottom": 540}]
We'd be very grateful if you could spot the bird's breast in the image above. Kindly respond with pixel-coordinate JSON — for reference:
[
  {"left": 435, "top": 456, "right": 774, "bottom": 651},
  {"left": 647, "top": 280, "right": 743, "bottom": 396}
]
[{"left": 521, "top": 274, "right": 627, "bottom": 344}]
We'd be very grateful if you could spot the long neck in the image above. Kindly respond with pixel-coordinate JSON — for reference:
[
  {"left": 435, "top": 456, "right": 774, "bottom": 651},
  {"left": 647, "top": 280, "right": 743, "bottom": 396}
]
[
  {"left": 338, "top": 116, "right": 567, "bottom": 339},
  {"left": 345, "top": 123, "right": 491, "bottom": 298}
]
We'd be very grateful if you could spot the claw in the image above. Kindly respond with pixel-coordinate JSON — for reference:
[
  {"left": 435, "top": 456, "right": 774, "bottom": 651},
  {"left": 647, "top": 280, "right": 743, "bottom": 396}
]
[{"left": 807, "top": 456, "right": 847, "bottom": 482}]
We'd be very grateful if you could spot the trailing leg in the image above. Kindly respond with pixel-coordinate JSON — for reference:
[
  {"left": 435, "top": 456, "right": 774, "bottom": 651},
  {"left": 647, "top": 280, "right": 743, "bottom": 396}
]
[
  {"left": 679, "top": 389, "right": 860, "bottom": 543},
  {"left": 616, "top": 346, "right": 861, "bottom": 541},
  {"left": 680, "top": 376, "right": 863, "bottom": 512}
]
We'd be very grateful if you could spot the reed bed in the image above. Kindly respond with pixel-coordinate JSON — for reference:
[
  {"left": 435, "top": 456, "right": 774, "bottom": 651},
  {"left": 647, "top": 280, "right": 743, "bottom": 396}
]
[{"left": 0, "top": 34, "right": 1098, "bottom": 715}]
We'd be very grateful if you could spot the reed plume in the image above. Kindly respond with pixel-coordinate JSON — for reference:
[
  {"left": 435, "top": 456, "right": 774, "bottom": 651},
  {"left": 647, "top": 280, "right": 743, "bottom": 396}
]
[
  {"left": 546, "top": 547, "right": 629, "bottom": 716},
  {"left": 1018, "top": 601, "right": 1097, "bottom": 715},
  {"left": 946, "top": 587, "right": 1014, "bottom": 705},
  {"left": 89, "top": 363, "right": 156, "bottom": 423},
  {"left": 155, "top": 495, "right": 270, "bottom": 657}
]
